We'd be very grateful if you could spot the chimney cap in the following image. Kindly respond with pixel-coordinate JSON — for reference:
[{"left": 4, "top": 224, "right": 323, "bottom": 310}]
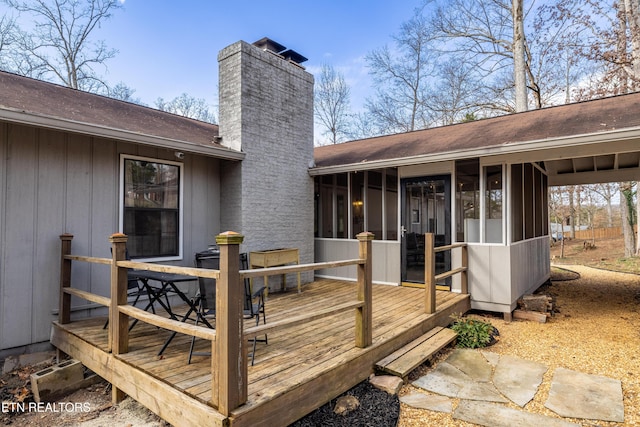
[
  {"left": 280, "top": 49, "right": 308, "bottom": 64},
  {"left": 253, "top": 37, "right": 286, "bottom": 54}
]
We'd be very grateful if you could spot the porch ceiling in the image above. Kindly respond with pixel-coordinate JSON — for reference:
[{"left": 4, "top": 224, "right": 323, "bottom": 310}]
[{"left": 545, "top": 151, "right": 640, "bottom": 186}]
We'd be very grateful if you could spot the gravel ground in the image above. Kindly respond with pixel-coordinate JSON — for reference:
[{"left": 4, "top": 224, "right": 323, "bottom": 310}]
[{"left": 398, "top": 265, "right": 640, "bottom": 427}]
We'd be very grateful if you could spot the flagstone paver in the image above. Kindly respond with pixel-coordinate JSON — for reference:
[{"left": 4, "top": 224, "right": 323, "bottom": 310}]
[
  {"left": 545, "top": 367, "right": 625, "bottom": 422},
  {"left": 403, "top": 350, "right": 626, "bottom": 425},
  {"left": 493, "top": 354, "right": 547, "bottom": 407},
  {"left": 412, "top": 362, "right": 508, "bottom": 403},
  {"left": 453, "top": 400, "right": 581, "bottom": 427},
  {"left": 399, "top": 392, "right": 453, "bottom": 413},
  {"left": 445, "top": 349, "right": 493, "bottom": 382}
]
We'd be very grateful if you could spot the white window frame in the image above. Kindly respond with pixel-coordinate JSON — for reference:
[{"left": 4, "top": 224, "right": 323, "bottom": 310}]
[{"left": 119, "top": 154, "right": 184, "bottom": 261}]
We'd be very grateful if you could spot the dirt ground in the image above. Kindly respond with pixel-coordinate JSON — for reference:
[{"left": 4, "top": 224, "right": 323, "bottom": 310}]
[
  {"left": 550, "top": 235, "right": 640, "bottom": 274},
  {"left": 2, "top": 236, "right": 639, "bottom": 426}
]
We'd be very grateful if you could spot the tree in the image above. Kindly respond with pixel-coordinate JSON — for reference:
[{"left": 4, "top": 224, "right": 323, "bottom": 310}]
[
  {"left": 314, "top": 64, "right": 351, "bottom": 144},
  {"left": 428, "top": 60, "right": 486, "bottom": 125},
  {"left": 512, "top": 0, "right": 528, "bottom": 111},
  {"left": 620, "top": 182, "right": 637, "bottom": 257},
  {"left": 428, "top": 0, "right": 532, "bottom": 112},
  {"left": 592, "top": 183, "right": 618, "bottom": 228},
  {"left": 108, "top": 81, "right": 145, "bottom": 105},
  {"left": 365, "top": 11, "right": 435, "bottom": 133},
  {"left": 1, "top": 0, "right": 122, "bottom": 92},
  {"left": 155, "top": 93, "right": 216, "bottom": 124}
]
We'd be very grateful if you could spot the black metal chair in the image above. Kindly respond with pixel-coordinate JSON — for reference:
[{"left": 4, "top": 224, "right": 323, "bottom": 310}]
[
  {"left": 240, "top": 253, "right": 267, "bottom": 365},
  {"left": 188, "top": 248, "right": 220, "bottom": 363},
  {"left": 103, "top": 248, "right": 155, "bottom": 330},
  {"left": 188, "top": 251, "right": 268, "bottom": 365}
]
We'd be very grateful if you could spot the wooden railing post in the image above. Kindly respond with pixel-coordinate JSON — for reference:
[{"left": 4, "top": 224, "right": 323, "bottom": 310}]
[
  {"left": 356, "top": 232, "right": 374, "bottom": 348},
  {"left": 424, "top": 233, "right": 436, "bottom": 314},
  {"left": 460, "top": 244, "right": 469, "bottom": 294},
  {"left": 109, "top": 233, "right": 129, "bottom": 404},
  {"left": 59, "top": 234, "right": 74, "bottom": 324},
  {"left": 212, "top": 231, "right": 246, "bottom": 416}
]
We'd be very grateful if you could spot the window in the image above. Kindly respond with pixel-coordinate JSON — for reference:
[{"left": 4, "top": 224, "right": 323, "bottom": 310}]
[
  {"left": 484, "top": 165, "right": 503, "bottom": 243},
  {"left": 314, "top": 168, "right": 398, "bottom": 240},
  {"left": 120, "top": 156, "right": 183, "bottom": 259},
  {"left": 455, "top": 159, "right": 480, "bottom": 242}
]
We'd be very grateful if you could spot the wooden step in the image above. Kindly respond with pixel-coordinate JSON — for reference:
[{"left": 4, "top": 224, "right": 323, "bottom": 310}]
[{"left": 375, "top": 326, "right": 457, "bottom": 379}]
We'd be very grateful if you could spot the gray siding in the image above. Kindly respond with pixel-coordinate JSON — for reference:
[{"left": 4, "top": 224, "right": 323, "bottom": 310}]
[
  {"left": 0, "top": 123, "right": 221, "bottom": 351},
  {"left": 314, "top": 238, "right": 401, "bottom": 285}
]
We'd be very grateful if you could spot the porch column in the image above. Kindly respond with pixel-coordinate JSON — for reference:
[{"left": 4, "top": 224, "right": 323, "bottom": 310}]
[
  {"left": 109, "top": 233, "right": 129, "bottom": 403},
  {"left": 212, "top": 231, "right": 247, "bottom": 415},
  {"left": 356, "top": 232, "right": 374, "bottom": 348},
  {"left": 59, "top": 234, "right": 73, "bottom": 325},
  {"left": 425, "top": 233, "right": 436, "bottom": 314}
]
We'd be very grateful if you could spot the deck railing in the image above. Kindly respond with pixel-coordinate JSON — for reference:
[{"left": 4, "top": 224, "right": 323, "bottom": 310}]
[
  {"left": 58, "top": 231, "right": 374, "bottom": 416},
  {"left": 424, "top": 233, "right": 468, "bottom": 314}
]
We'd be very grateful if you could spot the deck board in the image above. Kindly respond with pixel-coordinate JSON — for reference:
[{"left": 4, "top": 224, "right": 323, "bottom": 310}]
[{"left": 52, "top": 279, "right": 470, "bottom": 427}]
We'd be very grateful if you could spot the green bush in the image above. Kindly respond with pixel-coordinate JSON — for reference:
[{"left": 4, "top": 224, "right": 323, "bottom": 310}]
[{"left": 449, "top": 314, "right": 494, "bottom": 348}]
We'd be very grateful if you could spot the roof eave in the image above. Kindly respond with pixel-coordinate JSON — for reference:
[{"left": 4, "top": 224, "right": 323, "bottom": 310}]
[
  {"left": 309, "top": 125, "right": 640, "bottom": 176},
  {"left": 0, "top": 107, "right": 246, "bottom": 161}
]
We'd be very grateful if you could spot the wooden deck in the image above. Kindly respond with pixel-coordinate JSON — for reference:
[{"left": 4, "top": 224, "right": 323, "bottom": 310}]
[{"left": 51, "top": 279, "right": 470, "bottom": 427}]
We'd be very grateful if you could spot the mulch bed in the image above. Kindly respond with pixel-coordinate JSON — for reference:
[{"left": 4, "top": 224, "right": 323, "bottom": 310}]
[{"left": 289, "top": 380, "right": 400, "bottom": 427}]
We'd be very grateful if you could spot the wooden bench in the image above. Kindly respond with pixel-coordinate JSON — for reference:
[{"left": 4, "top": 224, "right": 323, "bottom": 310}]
[{"left": 375, "top": 326, "right": 457, "bottom": 379}]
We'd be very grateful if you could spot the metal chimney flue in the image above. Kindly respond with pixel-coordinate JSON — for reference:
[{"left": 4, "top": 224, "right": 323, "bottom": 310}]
[{"left": 252, "top": 37, "right": 308, "bottom": 67}]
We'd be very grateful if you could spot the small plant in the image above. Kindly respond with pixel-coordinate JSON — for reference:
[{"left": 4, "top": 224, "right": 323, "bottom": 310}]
[{"left": 449, "top": 313, "right": 494, "bottom": 348}]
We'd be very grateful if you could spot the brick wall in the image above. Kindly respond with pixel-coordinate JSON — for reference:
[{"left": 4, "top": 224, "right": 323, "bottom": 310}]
[{"left": 218, "top": 41, "right": 315, "bottom": 288}]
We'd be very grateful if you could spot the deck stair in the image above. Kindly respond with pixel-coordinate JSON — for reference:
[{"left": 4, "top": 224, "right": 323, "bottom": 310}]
[{"left": 375, "top": 326, "right": 457, "bottom": 379}]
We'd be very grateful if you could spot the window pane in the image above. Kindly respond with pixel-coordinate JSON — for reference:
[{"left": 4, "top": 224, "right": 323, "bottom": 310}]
[
  {"left": 351, "top": 172, "right": 365, "bottom": 237},
  {"left": 524, "top": 163, "right": 535, "bottom": 239},
  {"left": 485, "top": 165, "right": 503, "bottom": 243},
  {"left": 511, "top": 164, "right": 524, "bottom": 242},
  {"left": 123, "top": 158, "right": 180, "bottom": 258},
  {"left": 456, "top": 159, "right": 480, "bottom": 242},
  {"left": 386, "top": 170, "right": 398, "bottom": 240},
  {"left": 367, "top": 171, "right": 383, "bottom": 240}
]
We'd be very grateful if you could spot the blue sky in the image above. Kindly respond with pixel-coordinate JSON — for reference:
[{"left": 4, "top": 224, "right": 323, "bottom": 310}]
[{"left": 97, "top": 1, "right": 424, "bottom": 114}]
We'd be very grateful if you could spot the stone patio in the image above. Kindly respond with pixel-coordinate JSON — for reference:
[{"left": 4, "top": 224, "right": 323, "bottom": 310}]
[{"left": 401, "top": 349, "right": 625, "bottom": 426}]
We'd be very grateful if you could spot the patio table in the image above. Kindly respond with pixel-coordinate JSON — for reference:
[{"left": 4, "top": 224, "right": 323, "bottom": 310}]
[{"left": 127, "top": 270, "right": 209, "bottom": 355}]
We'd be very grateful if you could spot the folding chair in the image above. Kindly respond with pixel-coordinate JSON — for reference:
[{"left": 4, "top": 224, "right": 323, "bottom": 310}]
[
  {"left": 241, "top": 253, "right": 267, "bottom": 365},
  {"left": 103, "top": 248, "right": 157, "bottom": 330},
  {"left": 188, "top": 248, "right": 220, "bottom": 364}
]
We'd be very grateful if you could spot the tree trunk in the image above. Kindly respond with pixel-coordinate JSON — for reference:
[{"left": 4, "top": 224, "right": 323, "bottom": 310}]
[
  {"left": 606, "top": 184, "right": 614, "bottom": 228},
  {"left": 636, "top": 182, "right": 640, "bottom": 255},
  {"left": 620, "top": 182, "right": 636, "bottom": 257},
  {"left": 568, "top": 186, "right": 576, "bottom": 239},
  {"left": 512, "top": 0, "right": 528, "bottom": 112},
  {"left": 623, "top": 0, "right": 640, "bottom": 87}
]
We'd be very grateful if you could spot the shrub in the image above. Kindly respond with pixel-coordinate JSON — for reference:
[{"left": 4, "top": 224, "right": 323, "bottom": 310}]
[{"left": 449, "top": 314, "right": 494, "bottom": 348}]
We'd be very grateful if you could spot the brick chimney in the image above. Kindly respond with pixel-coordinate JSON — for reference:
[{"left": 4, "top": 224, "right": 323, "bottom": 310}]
[{"left": 217, "top": 38, "right": 314, "bottom": 289}]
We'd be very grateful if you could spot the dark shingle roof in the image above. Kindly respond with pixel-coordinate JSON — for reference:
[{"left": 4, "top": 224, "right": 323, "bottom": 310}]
[
  {"left": 0, "top": 70, "right": 221, "bottom": 148},
  {"left": 313, "top": 92, "right": 640, "bottom": 169}
]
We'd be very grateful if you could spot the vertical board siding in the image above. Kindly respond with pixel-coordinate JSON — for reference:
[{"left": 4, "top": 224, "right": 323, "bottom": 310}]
[
  {"left": 2, "top": 125, "right": 37, "bottom": 348},
  {"left": 65, "top": 133, "right": 93, "bottom": 317},
  {"left": 0, "top": 123, "right": 6, "bottom": 348},
  {"left": 33, "top": 130, "right": 66, "bottom": 341},
  {"left": 0, "top": 123, "right": 222, "bottom": 351}
]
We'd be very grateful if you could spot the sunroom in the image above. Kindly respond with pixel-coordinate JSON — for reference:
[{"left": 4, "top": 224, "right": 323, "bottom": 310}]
[{"left": 312, "top": 157, "right": 549, "bottom": 317}]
